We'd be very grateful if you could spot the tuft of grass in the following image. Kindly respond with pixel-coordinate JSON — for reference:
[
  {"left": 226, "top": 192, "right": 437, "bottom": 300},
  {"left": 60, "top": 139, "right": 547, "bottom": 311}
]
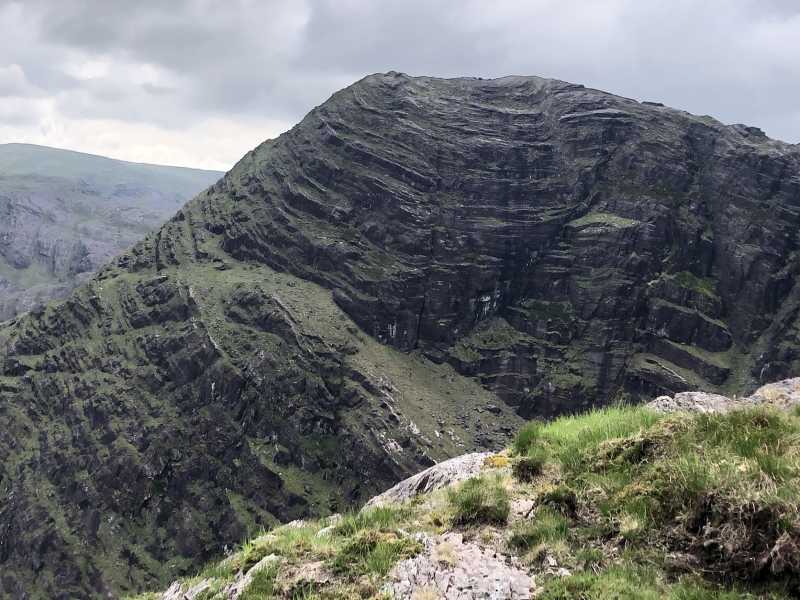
[
  {"left": 239, "top": 562, "right": 279, "bottom": 600},
  {"left": 575, "top": 546, "right": 604, "bottom": 567},
  {"left": 512, "top": 421, "right": 543, "bottom": 456},
  {"left": 234, "top": 521, "right": 335, "bottom": 570},
  {"left": 333, "top": 506, "right": 410, "bottom": 538},
  {"left": 448, "top": 475, "right": 510, "bottom": 526},
  {"left": 512, "top": 447, "right": 548, "bottom": 482},
  {"left": 538, "top": 484, "right": 579, "bottom": 516},
  {"left": 524, "top": 404, "right": 800, "bottom": 587},
  {"left": 484, "top": 454, "right": 511, "bottom": 469},
  {"left": 538, "top": 564, "right": 779, "bottom": 600},
  {"left": 432, "top": 540, "right": 458, "bottom": 566},
  {"left": 199, "top": 559, "right": 240, "bottom": 583},
  {"left": 541, "top": 405, "right": 664, "bottom": 473},
  {"left": 509, "top": 506, "right": 569, "bottom": 550},
  {"left": 410, "top": 587, "right": 440, "bottom": 600},
  {"left": 330, "top": 530, "right": 421, "bottom": 578}
]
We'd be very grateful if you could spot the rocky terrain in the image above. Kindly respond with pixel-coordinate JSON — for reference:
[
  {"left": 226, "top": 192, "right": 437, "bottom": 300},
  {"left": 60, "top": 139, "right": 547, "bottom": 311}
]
[
  {"left": 0, "top": 143, "right": 221, "bottom": 319},
  {"left": 0, "top": 73, "right": 799, "bottom": 598},
  {"left": 191, "top": 72, "right": 800, "bottom": 414},
  {"left": 137, "top": 378, "right": 800, "bottom": 599}
]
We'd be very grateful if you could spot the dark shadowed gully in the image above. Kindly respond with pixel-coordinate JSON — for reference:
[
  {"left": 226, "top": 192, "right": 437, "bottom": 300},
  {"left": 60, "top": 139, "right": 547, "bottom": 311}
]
[{"left": 0, "top": 73, "right": 799, "bottom": 598}]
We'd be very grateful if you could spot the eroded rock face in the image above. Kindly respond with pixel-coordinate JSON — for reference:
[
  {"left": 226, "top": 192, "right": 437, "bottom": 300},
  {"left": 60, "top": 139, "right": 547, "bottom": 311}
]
[
  {"left": 194, "top": 72, "right": 800, "bottom": 415},
  {"left": 0, "top": 127, "right": 522, "bottom": 598}
]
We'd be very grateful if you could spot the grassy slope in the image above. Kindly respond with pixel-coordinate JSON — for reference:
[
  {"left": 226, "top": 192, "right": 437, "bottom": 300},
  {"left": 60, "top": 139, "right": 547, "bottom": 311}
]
[
  {"left": 0, "top": 143, "right": 222, "bottom": 195},
  {"left": 132, "top": 404, "right": 800, "bottom": 599}
]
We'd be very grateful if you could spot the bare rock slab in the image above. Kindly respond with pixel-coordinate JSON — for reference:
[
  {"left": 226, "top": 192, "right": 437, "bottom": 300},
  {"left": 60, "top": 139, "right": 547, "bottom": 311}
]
[
  {"left": 385, "top": 532, "right": 535, "bottom": 599},
  {"left": 366, "top": 452, "right": 493, "bottom": 507}
]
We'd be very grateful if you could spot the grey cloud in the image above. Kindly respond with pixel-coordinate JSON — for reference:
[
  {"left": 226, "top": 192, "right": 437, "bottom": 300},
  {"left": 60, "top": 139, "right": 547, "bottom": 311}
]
[
  {"left": 0, "top": 0, "right": 798, "bottom": 170},
  {"left": 0, "top": 98, "right": 43, "bottom": 126}
]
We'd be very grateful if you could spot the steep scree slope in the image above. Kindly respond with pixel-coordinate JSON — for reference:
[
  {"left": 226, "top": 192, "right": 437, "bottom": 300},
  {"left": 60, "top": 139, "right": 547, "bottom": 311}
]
[{"left": 0, "top": 73, "right": 799, "bottom": 597}]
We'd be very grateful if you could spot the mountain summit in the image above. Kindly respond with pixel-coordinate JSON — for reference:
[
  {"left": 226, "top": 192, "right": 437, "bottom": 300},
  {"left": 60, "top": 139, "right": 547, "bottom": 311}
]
[{"left": 1, "top": 73, "right": 799, "bottom": 598}]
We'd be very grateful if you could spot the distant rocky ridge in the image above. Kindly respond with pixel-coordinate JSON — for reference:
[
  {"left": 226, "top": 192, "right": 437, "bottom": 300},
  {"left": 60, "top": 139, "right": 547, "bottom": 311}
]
[
  {"left": 1, "top": 73, "right": 800, "bottom": 598},
  {"left": 0, "top": 143, "right": 222, "bottom": 320}
]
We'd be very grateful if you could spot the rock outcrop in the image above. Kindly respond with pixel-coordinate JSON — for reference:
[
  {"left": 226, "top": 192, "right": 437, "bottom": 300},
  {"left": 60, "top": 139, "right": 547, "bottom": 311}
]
[
  {"left": 648, "top": 377, "right": 800, "bottom": 413},
  {"left": 193, "top": 72, "right": 800, "bottom": 415},
  {"left": 366, "top": 452, "right": 493, "bottom": 507},
  {"left": 1, "top": 73, "right": 800, "bottom": 598},
  {"left": 385, "top": 532, "right": 534, "bottom": 599}
]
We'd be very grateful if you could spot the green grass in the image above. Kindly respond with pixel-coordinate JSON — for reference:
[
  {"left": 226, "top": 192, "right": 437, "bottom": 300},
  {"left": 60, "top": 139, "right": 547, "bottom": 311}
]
[
  {"left": 448, "top": 474, "right": 510, "bottom": 526},
  {"left": 512, "top": 404, "right": 665, "bottom": 473},
  {"left": 538, "top": 484, "right": 578, "bottom": 515},
  {"left": 333, "top": 506, "right": 410, "bottom": 537},
  {"left": 198, "top": 561, "right": 238, "bottom": 582},
  {"left": 512, "top": 450, "right": 547, "bottom": 482},
  {"left": 670, "top": 271, "right": 717, "bottom": 298},
  {"left": 511, "top": 404, "right": 800, "bottom": 587},
  {"left": 329, "top": 530, "right": 421, "bottom": 578},
  {"left": 512, "top": 421, "right": 542, "bottom": 455},
  {"left": 537, "top": 564, "right": 774, "bottom": 600},
  {"left": 239, "top": 562, "right": 279, "bottom": 600},
  {"left": 547, "top": 405, "right": 800, "bottom": 517},
  {"left": 509, "top": 506, "right": 569, "bottom": 550}
]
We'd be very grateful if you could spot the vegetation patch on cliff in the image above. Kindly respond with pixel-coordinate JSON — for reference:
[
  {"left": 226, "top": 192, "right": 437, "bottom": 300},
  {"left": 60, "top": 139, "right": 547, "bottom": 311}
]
[{"left": 568, "top": 211, "right": 640, "bottom": 230}]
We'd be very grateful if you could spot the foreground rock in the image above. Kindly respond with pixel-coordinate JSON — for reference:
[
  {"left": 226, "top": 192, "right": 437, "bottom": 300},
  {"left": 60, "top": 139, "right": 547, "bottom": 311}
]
[
  {"left": 386, "top": 532, "right": 535, "bottom": 599},
  {"left": 366, "top": 452, "right": 493, "bottom": 507}
]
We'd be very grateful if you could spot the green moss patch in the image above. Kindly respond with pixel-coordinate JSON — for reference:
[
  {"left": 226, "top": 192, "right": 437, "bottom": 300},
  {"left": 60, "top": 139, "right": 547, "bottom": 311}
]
[{"left": 568, "top": 212, "right": 640, "bottom": 230}]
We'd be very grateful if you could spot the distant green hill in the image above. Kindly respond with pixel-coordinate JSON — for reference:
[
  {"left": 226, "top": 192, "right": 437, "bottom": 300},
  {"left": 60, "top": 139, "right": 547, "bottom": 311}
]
[
  {"left": 0, "top": 143, "right": 222, "bottom": 319},
  {"left": 0, "top": 143, "right": 222, "bottom": 202}
]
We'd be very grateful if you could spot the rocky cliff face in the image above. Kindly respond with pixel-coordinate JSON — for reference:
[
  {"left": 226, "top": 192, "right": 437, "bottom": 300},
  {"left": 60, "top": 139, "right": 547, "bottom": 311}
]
[
  {"left": 0, "top": 73, "right": 799, "bottom": 598},
  {"left": 0, "top": 144, "right": 222, "bottom": 320},
  {"left": 197, "top": 72, "right": 800, "bottom": 413}
]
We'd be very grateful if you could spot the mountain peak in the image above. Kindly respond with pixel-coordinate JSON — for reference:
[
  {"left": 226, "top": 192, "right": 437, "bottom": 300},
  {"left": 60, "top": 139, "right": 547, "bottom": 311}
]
[{"left": 1, "top": 74, "right": 800, "bottom": 597}]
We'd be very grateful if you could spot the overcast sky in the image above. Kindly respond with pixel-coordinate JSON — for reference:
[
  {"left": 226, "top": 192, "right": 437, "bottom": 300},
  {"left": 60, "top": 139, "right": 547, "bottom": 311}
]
[{"left": 1, "top": 0, "right": 798, "bottom": 171}]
